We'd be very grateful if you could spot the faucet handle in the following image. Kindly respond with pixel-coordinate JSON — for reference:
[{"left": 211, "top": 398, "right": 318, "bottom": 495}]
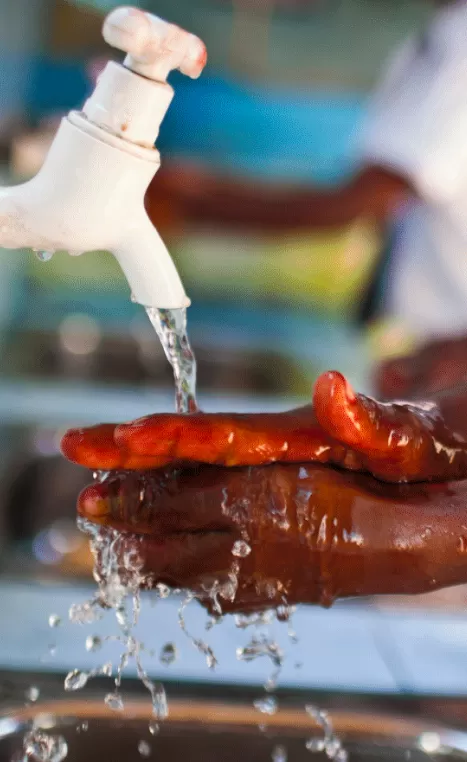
[{"left": 103, "top": 6, "right": 207, "bottom": 82}]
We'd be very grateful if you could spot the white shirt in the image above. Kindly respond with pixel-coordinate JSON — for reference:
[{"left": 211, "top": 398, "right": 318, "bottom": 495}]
[{"left": 359, "top": 0, "right": 467, "bottom": 339}]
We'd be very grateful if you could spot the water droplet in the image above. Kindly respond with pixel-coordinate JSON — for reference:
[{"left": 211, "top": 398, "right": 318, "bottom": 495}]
[
  {"left": 48, "top": 614, "right": 61, "bottom": 628},
  {"left": 35, "top": 250, "right": 54, "bottom": 262},
  {"left": 26, "top": 686, "right": 40, "bottom": 703},
  {"left": 149, "top": 722, "right": 159, "bottom": 736},
  {"left": 69, "top": 600, "right": 101, "bottom": 625},
  {"left": 232, "top": 540, "right": 251, "bottom": 558},
  {"left": 64, "top": 669, "right": 89, "bottom": 692},
  {"left": 254, "top": 696, "right": 278, "bottom": 715},
  {"left": 105, "top": 692, "right": 124, "bottom": 712},
  {"left": 78, "top": 721, "right": 89, "bottom": 733},
  {"left": 160, "top": 642, "right": 177, "bottom": 665},
  {"left": 156, "top": 583, "right": 170, "bottom": 599},
  {"left": 272, "top": 745, "right": 287, "bottom": 762},
  {"left": 48, "top": 645, "right": 57, "bottom": 657},
  {"left": 85, "top": 635, "right": 102, "bottom": 652},
  {"left": 306, "top": 738, "right": 326, "bottom": 753},
  {"left": 99, "top": 662, "right": 111, "bottom": 678},
  {"left": 24, "top": 730, "right": 68, "bottom": 762},
  {"left": 258, "top": 723, "right": 267, "bottom": 733},
  {"left": 325, "top": 739, "right": 341, "bottom": 758},
  {"left": 138, "top": 741, "right": 151, "bottom": 757},
  {"left": 334, "top": 749, "right": 348, "bottom": 762}
]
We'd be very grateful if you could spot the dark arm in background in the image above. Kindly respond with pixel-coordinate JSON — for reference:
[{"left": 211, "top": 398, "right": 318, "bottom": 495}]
[{"left": 149, "top": 163, "right": 413, "bottom": 232}]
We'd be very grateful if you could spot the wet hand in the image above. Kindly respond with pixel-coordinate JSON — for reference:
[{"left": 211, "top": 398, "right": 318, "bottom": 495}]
[
  {"left": 62, "top": 370, "right": 467, "bottom": 484},
  {"left": 77, "top": 462, "right": 467, "bottom": 613}
]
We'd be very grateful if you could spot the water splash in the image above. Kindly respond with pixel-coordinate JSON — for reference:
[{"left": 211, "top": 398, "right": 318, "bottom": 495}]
[
  {"left": 272, "top": 746, "right": 287, "bottom": 762},
  {"left": 178, "top": 594, "right": 217, "bottom": 669},
  {"left": 160, "top": 643, "right": 177, "bottom": 665},
  {"left": 253, "top": 696, "right": 278, "bottom": 715},
  {"left": 25, "top": 686, "right": 40, "bottom": 703},
  {"left": 305, "top": 705, "right": 348, "bottom": 762},
  {"left": 66, "top": 517, "right": 169, "bottom": 721},
  {"left": 34, "top": 250, "right": 54, "bottom": 262},
  {"left": 232, "top": 540, "right": 251, "bottom": 558},
  {"left": 138, "top": 741, "right": 151, "bottom": 757},
  {"left": 22, "top": 730, "right": 67, "bottom": 762},
  {"left": 85, "top": 635, "right": 102, "bottom": 652},
  {"left": 145, "top": 307, "right": 197, "bottom": 413}
]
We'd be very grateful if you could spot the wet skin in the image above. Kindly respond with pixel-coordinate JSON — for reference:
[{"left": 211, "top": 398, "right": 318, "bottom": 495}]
[
  {"left": 62, "top": 370, "right": 467, "bottom": 613},
  {"left": 77, "top": 462, "right": 467, "bottom": 614}
]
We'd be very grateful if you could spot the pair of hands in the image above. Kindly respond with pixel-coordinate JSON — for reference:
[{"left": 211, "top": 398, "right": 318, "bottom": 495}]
[{"left": 61, "top": 344, "right": 467, "bottom": 612}]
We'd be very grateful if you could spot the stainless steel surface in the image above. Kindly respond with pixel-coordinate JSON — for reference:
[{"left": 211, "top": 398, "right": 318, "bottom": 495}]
[{"left": 1, "top": 694, "right": 467, "bottom": 762}]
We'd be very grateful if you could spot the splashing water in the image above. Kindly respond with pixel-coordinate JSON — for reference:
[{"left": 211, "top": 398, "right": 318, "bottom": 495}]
[
  {"left": 25, "top": 686, "right": 40, "bottom": 703},
  {"left": 138, "top": 741, "right": 151, "bottom": 757},
  {"left": 34, "top": 249, "right": 54, "bottom": 263},
  {"left": 160, "top": 642, "right": 177, "bottom": 665},
  {"left": 178, "top": 594, "right": 218, "bottom": 669},
  {"left": 145, "top": 307, "right": 197, "bottom": 413},
  {"left": 305, "top": 706, "right": 348, "bottom": 762},
  {"left": 22, "top": 729, "right": 67, "bottom": 762},
  {"left": 272, "top": 746, "right": 287, "bottom": 762},
  {"left": 66, "top": 517, "right": 168, "bottom": 721}
]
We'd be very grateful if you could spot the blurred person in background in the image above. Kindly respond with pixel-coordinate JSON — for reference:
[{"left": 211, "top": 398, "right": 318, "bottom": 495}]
[{"left": 83, "top": 0, "right": 467, "bottom": 398}]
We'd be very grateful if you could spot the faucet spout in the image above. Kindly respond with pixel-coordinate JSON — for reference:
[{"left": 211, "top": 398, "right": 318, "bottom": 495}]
[{"left": 116, "top": 212, "right": 190, "bottom": 309}]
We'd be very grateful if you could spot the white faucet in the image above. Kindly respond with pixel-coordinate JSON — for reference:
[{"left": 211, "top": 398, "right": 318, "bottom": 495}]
[{"left": 0, "top": 7, "right": 207, "bottom": 309}]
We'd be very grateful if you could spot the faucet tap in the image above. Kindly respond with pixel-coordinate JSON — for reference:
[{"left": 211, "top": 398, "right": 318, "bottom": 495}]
[{"left": 0, "top": 6, "right": 207, "bottom": 309}]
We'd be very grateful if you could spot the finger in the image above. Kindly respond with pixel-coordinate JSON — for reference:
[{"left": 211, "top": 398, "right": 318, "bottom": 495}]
[
  {"left": 61, "top": 424, "right": 177, "bottom": 470},
  {"left": 78, "top": 467, "right": 236, "bottom": 534},
  {"left": 115, "top": 409, "right": 347, "bottom": 469},
  {"left": 61, "top": 424, "right": 121, "bottom": 469},
  {"left": 313, "top": 370, "right": 467, "bottom": 482}
]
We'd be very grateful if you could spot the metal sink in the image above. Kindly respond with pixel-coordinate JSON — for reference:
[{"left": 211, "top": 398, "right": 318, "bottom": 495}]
[{"left": 2, "top": 693, "right": 467, "bottom": 762}]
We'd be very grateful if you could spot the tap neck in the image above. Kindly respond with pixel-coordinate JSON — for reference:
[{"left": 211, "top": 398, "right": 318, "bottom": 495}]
[{"left": 82, "top": 61, "right": 174, "bottom": 149}]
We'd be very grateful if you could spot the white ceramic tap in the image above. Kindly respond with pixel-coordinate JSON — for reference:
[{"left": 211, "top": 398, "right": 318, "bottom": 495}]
[{"left": 0, "top": 6, "right": 207, "bottom": 309}]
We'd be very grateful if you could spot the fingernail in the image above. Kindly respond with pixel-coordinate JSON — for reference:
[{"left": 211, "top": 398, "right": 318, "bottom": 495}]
[{"left": 78, "top": 485, "right": 110, "bottom": 518}]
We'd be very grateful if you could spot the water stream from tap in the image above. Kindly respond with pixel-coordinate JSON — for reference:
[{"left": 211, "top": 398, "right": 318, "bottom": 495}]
[{"left": 145, "top": 307, "right": 198, "bottom": 414}]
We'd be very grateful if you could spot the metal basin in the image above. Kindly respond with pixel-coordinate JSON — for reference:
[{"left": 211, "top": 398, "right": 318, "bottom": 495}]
[{"left": 2, "top": 698, "right": 467, "bottom": 762}]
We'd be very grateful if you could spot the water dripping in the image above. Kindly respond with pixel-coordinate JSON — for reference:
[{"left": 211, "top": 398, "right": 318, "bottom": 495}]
[
  {"left": 253, "top": 696, "right": 278, "bottom": 715},
  {"left": 138, "top": 741, "right": 151, "bottom": 757},
  {"left": 148, "top": 721, "right": 160, "bottom": 736},
  {"left": 145, "top": 307, "right": 197, "bottom": 413},
  {"left": 64, "top": 670, "right": 89, "bottom": 692},
  {"left": 232, "top": 539, "right": 251, "bottom": 558},
  {"left": 85, "top": 635, "right": 102, "bottom": 652},
  {"left": 160, "top": 642, "right": 177, "bottom": 665},
  {"left": 272, "top": 746, "right": 287, "bottom": 762},
  {"left": 26, "top": 686, "right": 40, "bottom": 703},
  {"left": 34, "top": 250, "right": 54, "bottom": 263},
  {"left": 104, "top": 692, "right": 124, "bottom": 712},
  {"left": 178, "top": 594, "right": 217, "bottom": 669},
  {"left": 305, "top": 705, "right": 347, "bottom": 762},
  {"left": 23, "top": 730, "right": 68, "bottom": 762}
]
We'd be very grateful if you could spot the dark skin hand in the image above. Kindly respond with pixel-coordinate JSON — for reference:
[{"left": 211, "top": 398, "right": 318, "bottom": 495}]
[
  {"left": 147, "top": 163, "right": 412, "bottom": 233},
  {"left": 376, "top": 334, "right": 467, "bottom": 400},
  {"left": 62, "top": 370, "right": 467, "bottom": 612},
  {"left": 77, "top": 462, "right": 467, "bottom": 614}
]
